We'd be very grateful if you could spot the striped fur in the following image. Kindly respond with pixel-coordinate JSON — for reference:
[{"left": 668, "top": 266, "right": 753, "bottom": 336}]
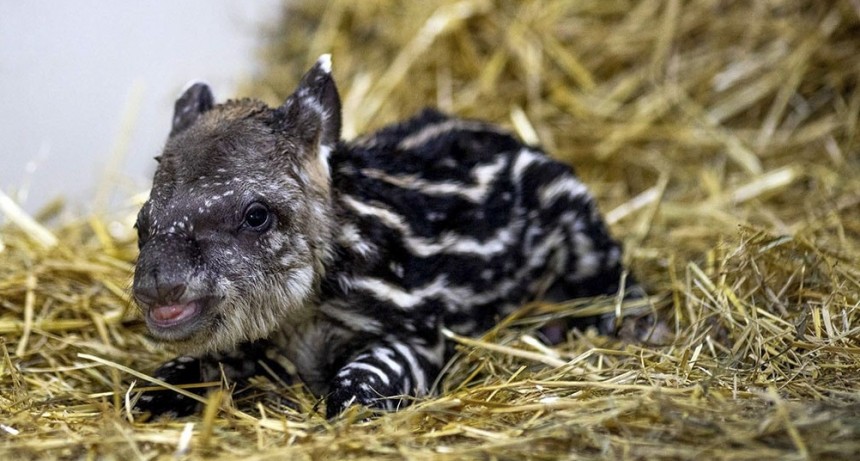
[{"left": 132, "top": 57, "right": 632, "bottom": 419}]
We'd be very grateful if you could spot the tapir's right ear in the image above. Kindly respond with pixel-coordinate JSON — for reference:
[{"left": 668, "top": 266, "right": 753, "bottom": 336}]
[
  {"left": 278, "top": 54, "right": 341, "bottom": 154},
  {"left": 170, "top": 82, "right": 214, "bottom": 136}
]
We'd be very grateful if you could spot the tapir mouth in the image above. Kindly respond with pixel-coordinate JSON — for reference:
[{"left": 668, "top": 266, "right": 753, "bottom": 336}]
[
  {"left": 148, "top": 301, "right": 202, "bottom": 328},
  {"left": 140, "top": 295, "right": 220, "bottom": 348}
]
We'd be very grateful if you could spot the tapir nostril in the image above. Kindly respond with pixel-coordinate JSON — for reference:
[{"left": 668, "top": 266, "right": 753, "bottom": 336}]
[
  {"left": 165, "top": 283, "right": 187, "bottom": 302},
  {"left": 134, "top": 289, "right": 157, "bottom": 306}
]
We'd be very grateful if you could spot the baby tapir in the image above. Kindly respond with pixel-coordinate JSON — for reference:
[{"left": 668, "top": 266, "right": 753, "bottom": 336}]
[{"left": 132, "top": 54, "right": 637, "bottom": 418}]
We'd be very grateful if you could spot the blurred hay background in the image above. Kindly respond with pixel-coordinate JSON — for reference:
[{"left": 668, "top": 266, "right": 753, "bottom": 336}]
[{"left": 2, "top": 0, "right": 859, "bottom": 459}]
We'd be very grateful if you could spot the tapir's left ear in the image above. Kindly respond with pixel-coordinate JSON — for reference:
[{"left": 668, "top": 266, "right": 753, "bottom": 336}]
[
  {"left": 170, "top": 82, "right": 214, "bottom": 137},
  {"left": 279, "top": 54, "right": 342, "bottom": 158}
]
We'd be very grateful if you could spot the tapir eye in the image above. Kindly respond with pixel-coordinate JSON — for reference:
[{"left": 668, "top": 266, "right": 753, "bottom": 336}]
[{"left": 241, "top": 202, "right": 272, "bottom": 231}]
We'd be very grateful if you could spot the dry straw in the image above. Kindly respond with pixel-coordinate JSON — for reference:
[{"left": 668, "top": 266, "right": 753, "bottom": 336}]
[{"left": 2, "top": 0, "right": 859, "bottom": 459}]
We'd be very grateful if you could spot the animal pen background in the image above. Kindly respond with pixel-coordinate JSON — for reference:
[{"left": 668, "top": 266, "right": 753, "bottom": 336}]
[{"left": 1, "top": 0, "right": 859, "bottom": 459}]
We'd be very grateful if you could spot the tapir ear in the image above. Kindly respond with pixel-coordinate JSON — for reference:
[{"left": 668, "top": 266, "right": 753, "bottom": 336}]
[
  {"left": 279, "top": 54, "right": 342, "bottom": 162},
  {"left": 170, "top": 82, "right": 214, "bottom": 136}
]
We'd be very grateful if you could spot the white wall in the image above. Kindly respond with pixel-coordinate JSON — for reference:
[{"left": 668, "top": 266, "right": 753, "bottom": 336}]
[{"left": 0, "top": 0, "right": 282, "bottom": 215}]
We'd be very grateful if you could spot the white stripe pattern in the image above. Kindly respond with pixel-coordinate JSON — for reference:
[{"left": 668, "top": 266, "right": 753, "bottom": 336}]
[
  {"left": 360, "top": 155, "right": 507, "bottom": 204},
  {"left": 341, "top": 196, "right": 516, "bottom": 259},
  {"left": 392, "top": 342, "right": 427, "bottom": 394},
  {"left": 338, "top": 362, "right": 391, "bottom": 386}
]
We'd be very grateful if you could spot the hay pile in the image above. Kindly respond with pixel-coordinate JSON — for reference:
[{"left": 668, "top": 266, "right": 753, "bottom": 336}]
[{"left": 2, "top": 0, "right": 859, "bottom": 459}]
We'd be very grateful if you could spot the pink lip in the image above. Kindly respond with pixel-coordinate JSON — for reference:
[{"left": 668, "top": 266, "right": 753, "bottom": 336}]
[{"left": 148, "top": 301, "right": 200, "bottom": 328}]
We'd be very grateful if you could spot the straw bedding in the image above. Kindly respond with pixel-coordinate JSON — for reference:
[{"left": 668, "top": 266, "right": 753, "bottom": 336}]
[{"left": 1, "top": 0, "right": 859, "bottom": 459}]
